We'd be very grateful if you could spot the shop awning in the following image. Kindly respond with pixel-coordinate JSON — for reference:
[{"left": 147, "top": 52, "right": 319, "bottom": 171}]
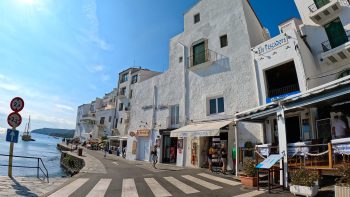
[{"left": 170, "top": 120, "right": 233, "bottom": 138}]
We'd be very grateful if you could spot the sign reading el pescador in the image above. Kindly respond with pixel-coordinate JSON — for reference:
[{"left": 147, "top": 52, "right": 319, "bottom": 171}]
[{"left": 256, "top": 35, "right": 289, "bottom": 55}]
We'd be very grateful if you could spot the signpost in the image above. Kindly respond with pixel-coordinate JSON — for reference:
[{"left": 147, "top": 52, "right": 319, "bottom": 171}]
[{"left": 7, "top": 97, "right": 24, "bottom": 177}]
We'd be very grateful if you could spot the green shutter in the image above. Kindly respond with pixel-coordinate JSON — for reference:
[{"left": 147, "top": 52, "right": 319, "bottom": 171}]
[
  {"left": 314, "top": 0, "right": 330, "bottom": 9},
  {"left": 325, "top": 18, "right": 348, "bottom": 49},
  {"left": 193, "top": 42, "right": 205, "bottom": 65}
]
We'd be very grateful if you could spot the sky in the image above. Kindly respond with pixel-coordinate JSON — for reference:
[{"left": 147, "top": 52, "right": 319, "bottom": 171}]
[{"left": 0, "top": 0, "right": 300, "bottom": 131}]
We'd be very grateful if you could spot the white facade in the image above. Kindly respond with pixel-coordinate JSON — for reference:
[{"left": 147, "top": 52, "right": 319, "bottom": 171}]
[
  {"left": 126, "top": 0, "right": 267, "bottom": 171},
  {"left": 294, "top": 0, "right": 350, "bottom": 87}
]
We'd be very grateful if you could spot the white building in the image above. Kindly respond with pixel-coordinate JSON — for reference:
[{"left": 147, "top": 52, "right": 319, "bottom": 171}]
[
  {"left": 75, "top": 103, "right": 95, "bottom": 141},
  {"left": 126, "top": 0, "right": 269, "bottom": 171},
  {"left": 294, "top": 0, "right": 350, "bottom": 87}
]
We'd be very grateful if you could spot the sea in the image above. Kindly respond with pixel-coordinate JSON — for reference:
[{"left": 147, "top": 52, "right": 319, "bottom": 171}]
[{"left": 0, "top": 132, "right": 67, "bottom": 177}]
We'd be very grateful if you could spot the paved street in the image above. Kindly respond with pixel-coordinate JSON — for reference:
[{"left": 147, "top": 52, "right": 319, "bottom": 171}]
[{"left": 44, "top": 149, "right": 294, "bottom": 197}]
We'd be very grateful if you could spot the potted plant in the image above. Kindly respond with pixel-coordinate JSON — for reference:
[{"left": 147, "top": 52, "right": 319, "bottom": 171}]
[
  {"left": 335, "top": 164, "right": 350, "bottom": 197},
  {"left": 240, "top": 159, "right": 257, "bottom": 187},
  {"left": 290, "top": 168, "right": 319, "bottom": 197}
]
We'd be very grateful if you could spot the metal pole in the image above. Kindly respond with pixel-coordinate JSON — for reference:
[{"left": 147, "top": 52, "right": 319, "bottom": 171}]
[
  {"left": 8, "top": 126, "right": 16, "bottom": 177},
  {"left": 37, "top": 158, "right": 39, "bottom": 179}
]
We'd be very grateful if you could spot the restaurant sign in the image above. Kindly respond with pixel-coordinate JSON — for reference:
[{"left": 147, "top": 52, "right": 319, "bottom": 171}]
[
  {"left": 256, "top": 35, "right": 288, "bottom": 55},
  {"left": 137, "top": 129, "right": 150, "bottom": 137}
]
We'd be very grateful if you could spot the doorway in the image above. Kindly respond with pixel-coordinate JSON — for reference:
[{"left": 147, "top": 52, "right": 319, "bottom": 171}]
[
  {"left": 286, "top": 116, "right": 301, "bottom": 143},
  {"left": 162, "top": 135, "right": 177, "bottom": 164},
  {"left": 137, "top": 139, "right": 150, "bottom": 161}
]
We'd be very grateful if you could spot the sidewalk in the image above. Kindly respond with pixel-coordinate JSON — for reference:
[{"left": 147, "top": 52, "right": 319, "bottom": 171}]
[{"left": 0, "top": 176, "right": 68, "bottom": 197}]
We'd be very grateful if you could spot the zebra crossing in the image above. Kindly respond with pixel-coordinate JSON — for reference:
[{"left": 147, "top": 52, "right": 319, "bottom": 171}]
[{"left": 49, "top": 173, "right": 262, "bottom": 197}]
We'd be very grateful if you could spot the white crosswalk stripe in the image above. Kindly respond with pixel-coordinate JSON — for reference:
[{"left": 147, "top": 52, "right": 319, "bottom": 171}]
[
  {"left": 164, "top": 176, "right": 200, "bottom": 194},
  {"left": 232, "top": 190, "right": 265, "bottom": 197},
  {"left": 182, "top": 175, "right": 222, "bottom": 190},
  {"left": 144, "top": 178, "right": 172, "bottom": 197},
  {"left": 122, "top": 178, "right": 139, "bottom": 197},
  {"left": 49, "top": 178, "right": 89, "bottom": 197},
  {"left": 198, "top": 173, "right": 241, "bottom": 186},
  {"left": 86, "top": 179, "right": 112, "bottom": 197}
]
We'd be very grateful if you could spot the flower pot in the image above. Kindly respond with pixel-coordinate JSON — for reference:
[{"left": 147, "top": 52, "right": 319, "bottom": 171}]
[
  {"left": 335, "top": 185, "right": 350, "bottom": 197},
  {"left": 290, "top": 185, "right": 318, "bottom": 197},
  {"left": 240, "top": 176, "right": 257, "bottom": 187}
]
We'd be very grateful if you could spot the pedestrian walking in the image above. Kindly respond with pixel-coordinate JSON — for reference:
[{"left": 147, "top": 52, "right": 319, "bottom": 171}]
[
  {"left": 232, "top": 146, "right": 236, "bottom": 174},
  {"left": 151, "top": 146, "right": 158, "bottom": 168},
  {"left": 208, "top": 145, "right": 215, "bottom": 172},
  {"left": 220, "top": 144, "right": 227, "bottom": 174},
  {"left": 104, "top": 142, "right": 109, "bottom": 158}
]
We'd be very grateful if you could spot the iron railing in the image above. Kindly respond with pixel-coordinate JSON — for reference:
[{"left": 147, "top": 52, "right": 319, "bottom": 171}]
[
  {"left": 268, "top": 84, "right": 299, "bottom": 98},
  {"left": 308, "top": 0, "right": 349, "bottom": 13},
  {"left": 0, "top": 154, "right": 49, "bottom": 182},
  {"left": 321, "top": 30, "right": 350, "bottom": 52},
  {"left": 188, "top": 49, "right": 226, "bottom": 68}
]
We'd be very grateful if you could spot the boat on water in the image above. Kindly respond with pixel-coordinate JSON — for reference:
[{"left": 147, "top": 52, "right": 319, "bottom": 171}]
[{"left": 22, "top": 116, "right": 35, "bottom": 141}]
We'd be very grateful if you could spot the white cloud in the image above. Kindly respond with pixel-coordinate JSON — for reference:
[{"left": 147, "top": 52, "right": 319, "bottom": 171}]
[
  {"left": 88, "top": 64, "right": 104, "bottom": 73},
  {"left": 82, "top": 0, "right": 111, "bottom": 50},
  {"left": 55, "top": 104, "right": 74, "bottom": 112},
  {"left": 101, "top": 74, "right": 110, "bottom": 81}
]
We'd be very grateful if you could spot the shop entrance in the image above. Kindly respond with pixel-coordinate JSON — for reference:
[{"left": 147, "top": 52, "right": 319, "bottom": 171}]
[{"left": 162, "top": 135, "right": 177, "bottom": 163}]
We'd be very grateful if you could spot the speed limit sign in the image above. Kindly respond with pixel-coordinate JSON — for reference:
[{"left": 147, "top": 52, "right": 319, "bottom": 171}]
[
  {"left": 10, "top": 97, "right": 24, "bottom": 112},
  {"left": 7, "top": 112, "right": 22, "bottom": 128}
]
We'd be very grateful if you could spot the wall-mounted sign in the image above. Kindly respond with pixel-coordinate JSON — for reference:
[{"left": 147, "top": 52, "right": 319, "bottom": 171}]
[
  {"left": 137, "top": 129, "right": 150, "bottom": 137},
  {"left": 256, "top": 35, "right": 288, "bottom": 55},
  {"left": 177, "top": 139, "right": 183, "bottom": 149},
  {"left": 130, "top": 131, "right": 136, "bottom": 137}
]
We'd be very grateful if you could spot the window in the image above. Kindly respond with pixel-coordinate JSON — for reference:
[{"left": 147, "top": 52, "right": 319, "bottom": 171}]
[
  {"left": 194, "top": 13, "right": 200, "bottom": 24},
  {"left": 100, "top": 117, "right": 105, "bottom": 124},
  {"left": 170, "top": 105, "right": 180, "bottom": 126},
  {"left": 109, "top": 116, "right": 112, "bottom": 122},
  {"left": 121, "top": 73, "right": 128, "bottom": 83},
  {"left": 338, "top": 69, "right": 350, "bottom": 79},
  {"left": 220, "top": 35, "right": 228, "bottom": 48},
  {"left": 324, "top": 18, "right": 348, "bottom": 50},
  {"left": 129, "top": 89, "right": 133, "bottom": 99},
  {"left": 131, "top": 75, "right": 138, "bottom": 84},
  {"left": 120, "top": 87, "right": 126, "bottom": 96},
  {"left": 120, "top": 118, "right": 123, "bottom": 124},
  {"left": 193, "top": 41, "right": 206, "bottom": 66},
  {"left": 314, "top": 0, "right": 330, "bottom": 9},
  {"left": 179, "top": 56, "right": 183, "bottom": 63},
  {"left": 119, "top": 103, "right": 124, "bottom": 111},
  {"left": 208, "top": 97, "right": 224, "bottom": 115}
]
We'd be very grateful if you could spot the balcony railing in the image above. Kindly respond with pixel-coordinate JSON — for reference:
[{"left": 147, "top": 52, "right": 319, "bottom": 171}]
[
  {"left": 321, "top": 30, "right": 350, "bottom": 52},
  {"left": 268, "top": 84, "right": 300, "bottom": 98},
  {"left": 188, "top": 49, "right": 226, "bottom": 68},
  {"left": 308, "top": 0, "right": 349, "bottom": 13}
]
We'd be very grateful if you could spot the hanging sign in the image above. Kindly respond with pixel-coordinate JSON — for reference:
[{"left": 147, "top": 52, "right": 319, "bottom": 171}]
[
  {"left": 10, "top": 97, "right": 24, "bottom": 112},
  {"left": 137, "top": 129, "right": 150, "bottom": 137},
  {"left": 7, "top": 112, "right": 22, "bottom": 128}
]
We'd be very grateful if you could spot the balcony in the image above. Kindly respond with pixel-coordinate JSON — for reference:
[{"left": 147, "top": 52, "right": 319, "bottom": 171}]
[
  {"left": 188, "top": 49, "right": 226, "bottom": 71},
  {"left": 308, "top": 0, "right": 349, "bottom": 25},
  {"left": 266, "top": 84, "right": 300, "bottom": 103},
  {"left": 80, "top": 113, "right": 95, "bottom": 123},
  {"left": 320, "top": 30, "right": 350, "bottom": 64},
  {"left": 117, "top": 91, "right": 126, "bottom": 99}
]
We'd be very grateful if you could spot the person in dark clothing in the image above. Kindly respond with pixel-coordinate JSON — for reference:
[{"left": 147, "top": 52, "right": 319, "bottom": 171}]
[
  {"left": 151, "top": 146, "right": 158, "bottom": 168},
  {"left": 220, "top": 144, "right": 227, "bottom": 174}
]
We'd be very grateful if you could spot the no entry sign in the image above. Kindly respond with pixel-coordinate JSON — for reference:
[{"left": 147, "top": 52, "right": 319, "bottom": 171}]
[
  {"left": 7, "top": 112, "right": 22, "bottom": 128},
  {"left": 10, "top": 97, "right": 24, "bottom": 112}
]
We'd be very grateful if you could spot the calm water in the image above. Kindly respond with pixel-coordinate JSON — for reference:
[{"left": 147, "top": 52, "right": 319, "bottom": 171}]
[{"left": 0, "top": 132, "right": 66, "bottom": 177}]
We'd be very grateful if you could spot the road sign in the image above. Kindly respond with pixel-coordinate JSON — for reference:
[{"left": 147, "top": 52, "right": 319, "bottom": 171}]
[
  {"left": 7, "top": 112, "right": 22, "bottom": 128},
  {"left": 6, "top": 129, "right": 19, "bottom": 143},
  {"left": 10, "top": 97, "right": 24, "bottom": 112}
]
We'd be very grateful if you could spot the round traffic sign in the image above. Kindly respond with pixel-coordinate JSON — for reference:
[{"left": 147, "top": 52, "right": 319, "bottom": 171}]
[
  {"left": 7, "top": 112, "right": 22, "bottom": 128},
  {"left": 10, "top": 97, "right": 24, "bottom": 112}
]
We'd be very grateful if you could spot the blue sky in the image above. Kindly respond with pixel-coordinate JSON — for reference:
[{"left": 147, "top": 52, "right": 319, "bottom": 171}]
[{"left": 0, "top": 0, "right": 300, "bottom": 131}]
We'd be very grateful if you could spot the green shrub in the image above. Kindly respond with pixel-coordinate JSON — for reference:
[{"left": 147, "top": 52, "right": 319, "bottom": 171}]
[
  {"left": 242, "top": 159, "right": 256, "bottom": 177},
  {"left": 290, "top": 168, "right": 319, "bottom": 187},
  {"left": 336, "top": 164, "right": 350, "bottom": 187}
]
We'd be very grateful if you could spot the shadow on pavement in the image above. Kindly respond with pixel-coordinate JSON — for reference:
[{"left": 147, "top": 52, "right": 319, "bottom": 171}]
[{"left": 10, "top": 177, "right": 38, "bottom": 197}]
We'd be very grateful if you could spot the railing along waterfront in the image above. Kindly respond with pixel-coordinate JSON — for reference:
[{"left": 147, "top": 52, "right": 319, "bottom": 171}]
[
  {"left": 0, "top": 154, "right": 49, "bottom": 182},
  {"left": 321, "top": 30, "right": 350, "bottom": 52},
  {"left": 308, "top": 0, "right": 349, "bottom": 13}
]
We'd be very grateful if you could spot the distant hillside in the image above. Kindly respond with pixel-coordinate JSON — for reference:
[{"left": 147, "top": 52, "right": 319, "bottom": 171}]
[{"left": 31, "top": 128, "right": 75, "bottom": 138}]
